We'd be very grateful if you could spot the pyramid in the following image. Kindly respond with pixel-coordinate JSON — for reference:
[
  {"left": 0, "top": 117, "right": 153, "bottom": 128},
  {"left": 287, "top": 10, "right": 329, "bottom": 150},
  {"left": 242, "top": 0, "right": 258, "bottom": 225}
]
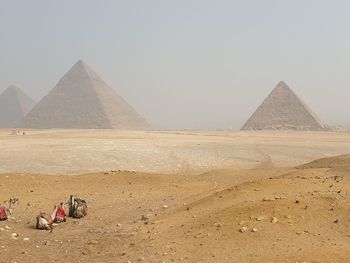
[
  {"left": 0, "top": 85, "right": 36, "bottom": 128},
  {"left": 19, "top": 60, "right": 151, "bottom": 129},
  {"left": 241, "top": 81, "right": 326, "bottom": 131}
]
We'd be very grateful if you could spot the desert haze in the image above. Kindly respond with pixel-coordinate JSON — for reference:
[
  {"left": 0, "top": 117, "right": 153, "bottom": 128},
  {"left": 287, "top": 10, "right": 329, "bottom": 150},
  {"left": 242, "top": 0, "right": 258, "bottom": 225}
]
[
  {"left": 1, "top": 129, "right": 350, "bottom": 262},
  {"left": 2, "top": 1, "right": 350, "bottom": 262}
]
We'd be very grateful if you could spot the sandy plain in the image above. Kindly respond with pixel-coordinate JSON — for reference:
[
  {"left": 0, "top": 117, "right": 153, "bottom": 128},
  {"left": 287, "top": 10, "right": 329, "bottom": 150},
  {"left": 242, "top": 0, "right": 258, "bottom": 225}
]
[
  {"left": 1, "top": 130, "right": 350, "bottom": 263},
  {"left": 1, "top": 129, "right": 350, "bottom": 175}
]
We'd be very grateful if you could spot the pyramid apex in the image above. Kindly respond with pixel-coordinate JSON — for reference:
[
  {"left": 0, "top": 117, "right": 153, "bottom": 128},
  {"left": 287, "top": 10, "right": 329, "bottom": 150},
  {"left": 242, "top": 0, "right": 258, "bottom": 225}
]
[
  {"left": 73, "top": 59, "right": 88, "bottom": 68},
  {"left": 0, "top": 85, "right": 36, "bottom": 128},
  {"left": 6, "top": 85, "right": 21, "bottom": 91},
  {"left": 2, "top": 85, "right": 23, "bottom": 97},
  {"left": 2, "top": 85, "right": 34, "bottom": 103},
  {"left": 275, "top": 81, "right": 289, "bottom": 89},
  {"left": 71, "top": 59, "right": 99, "bottom": 75},
  {"left": 76, "top": 59, "right": 86, "bottom": 64}
]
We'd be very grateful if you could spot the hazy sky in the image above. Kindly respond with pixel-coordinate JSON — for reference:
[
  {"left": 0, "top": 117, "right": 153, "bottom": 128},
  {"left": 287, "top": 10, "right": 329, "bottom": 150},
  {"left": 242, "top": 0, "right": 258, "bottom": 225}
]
[{"left": 1, "top": 0, "right": 349, "bottom": 129}]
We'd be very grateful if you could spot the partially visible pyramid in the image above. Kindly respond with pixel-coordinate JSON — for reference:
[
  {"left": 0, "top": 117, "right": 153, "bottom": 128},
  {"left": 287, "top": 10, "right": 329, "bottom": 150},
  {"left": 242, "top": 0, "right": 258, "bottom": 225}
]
[
  {"left": 241, "top": 81, "right": 326, "bottom": 131},
  {"left": 19, "top": 60, "right": 151, "bottom": 129},
  {"left": 0, "top": 85, "right": 36, "bottom": 128}
]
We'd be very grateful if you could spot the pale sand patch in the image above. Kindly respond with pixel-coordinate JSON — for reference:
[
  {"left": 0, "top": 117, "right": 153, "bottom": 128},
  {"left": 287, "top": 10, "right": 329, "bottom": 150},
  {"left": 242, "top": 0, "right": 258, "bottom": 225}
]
[{"left": 0, "top": 129, "right": 349, "bottom": 175}]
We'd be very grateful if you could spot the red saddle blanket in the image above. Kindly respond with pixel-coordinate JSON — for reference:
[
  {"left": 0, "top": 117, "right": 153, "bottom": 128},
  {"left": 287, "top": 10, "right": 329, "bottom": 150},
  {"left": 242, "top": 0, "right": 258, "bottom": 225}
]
[
  {"left": 55, "top": 207, "right": 66, "bottom": 222},
  {"left": 0, "top": 207, "right": 8, "bottom": 221}
]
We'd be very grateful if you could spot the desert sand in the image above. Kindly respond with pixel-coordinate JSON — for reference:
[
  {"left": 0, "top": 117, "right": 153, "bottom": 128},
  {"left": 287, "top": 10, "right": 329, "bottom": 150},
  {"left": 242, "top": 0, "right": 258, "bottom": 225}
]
[
  {"left": 1, "top": 129, "right": 350, "bottom": 175},
  {"left": 1, "top": 130, "right": 350, "bottom": 262}
]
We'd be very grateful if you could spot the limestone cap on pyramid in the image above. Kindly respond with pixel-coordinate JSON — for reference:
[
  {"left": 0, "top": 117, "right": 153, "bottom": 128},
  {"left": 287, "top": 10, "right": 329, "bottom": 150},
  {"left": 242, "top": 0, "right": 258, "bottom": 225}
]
[{"left": 241, "top": 81, "right": 327, "bottom": 131}]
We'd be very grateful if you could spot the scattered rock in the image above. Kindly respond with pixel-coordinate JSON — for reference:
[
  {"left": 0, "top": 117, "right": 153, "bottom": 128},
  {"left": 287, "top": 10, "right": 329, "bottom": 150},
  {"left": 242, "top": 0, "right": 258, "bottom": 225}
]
[
  {"left": 214, "top": 223, "right": 222, "bottom": 228},
  {"left": 240, "top": 227, "right": 247, "bottom": 233},
  {"left": 271, "top": 217, "right": 278, "bottom": 224},
  {"left": 141, "top": 215, "right": 149, "bottom": 223},
  {"left": 252, "top": 228, "right": 258, "bottom": 232},
  {"left": 23, "top": 237, "right": 30, "bottom": 241},
  {"left": 87, "top": 240, "right": 99, "bottom": 245}
]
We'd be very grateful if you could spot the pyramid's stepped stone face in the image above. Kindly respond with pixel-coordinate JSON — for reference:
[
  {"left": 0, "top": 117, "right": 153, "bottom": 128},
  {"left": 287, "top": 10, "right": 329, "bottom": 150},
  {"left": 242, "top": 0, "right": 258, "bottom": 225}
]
[
  {"left": 0, "top": 86, "right": 36, "bottom": 128},
  {"left": 83, "top": 63, "right": 151, "bottom": 129},
  {"left": 19, "top": 61, "right": 151, "bottom": 129},
  {"left": 242, "top": 81, "right": 326, "bottom": 131}
]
